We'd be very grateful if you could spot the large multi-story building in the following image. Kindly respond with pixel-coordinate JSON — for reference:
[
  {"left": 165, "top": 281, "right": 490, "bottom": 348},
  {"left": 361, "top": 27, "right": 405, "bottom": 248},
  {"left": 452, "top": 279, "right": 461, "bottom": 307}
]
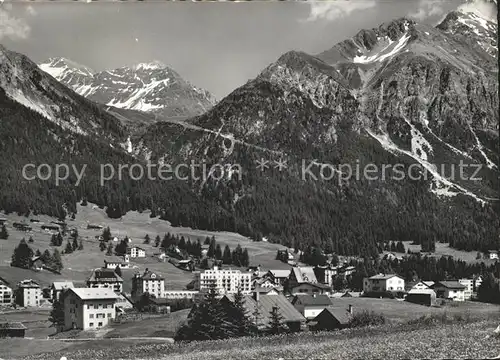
[
  {"left": 87, "top": 269, "right": 124, "bottom": 293},
  {"left": 63, "top": 288, "right": 119, "bottom": 331},
  {"left": 363, "top": 274, "right": 405, "bottom": 294},
  {"left": 194, "top": 266, "right": 252, "bottom": 295},
  {"left": 15, "top": 279, "right": 42, "bottom": 307},
  {"left": 126, "top": 246, "right": 146, "bottom": 258},
  {"left": 132, "top": 269, "right": 165, "bottom": 299},
  {"left": 0, "top": 280, "right": 13, "bottom": 305}
]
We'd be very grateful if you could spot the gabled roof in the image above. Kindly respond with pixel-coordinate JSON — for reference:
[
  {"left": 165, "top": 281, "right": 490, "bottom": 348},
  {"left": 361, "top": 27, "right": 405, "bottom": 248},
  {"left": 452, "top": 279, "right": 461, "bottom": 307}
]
[
  {"left": 291, "top": 294, "right": 332, "bottom": 306},
  {"left": 255, "top": 285, "right": 283, "bottom": 294},
  {"left": 128, "top": 246, "right": 145, "bottom": 252},
  {"left": 0, "top": 322, "right": 27, "bottom": 330},
  {"left": 368, "top": 274, "right": 403, "bottom": 281},
  {"left": 104, "top": 256, "right": 128, "bottom": 263},
  {"left": 52, "top": 281, "right": 74, "bottom": 290},
  {"left": 290, "top": 282, "right": 330, "bottom": 290},
  {"left": 69, "top": 287, "right": 119, "bottom": 301},
  {"left": 87, "top": 269, "right": 123, "bottom": 283},
  {"left": 139, "top": 269, "right": 164, "bottom": 280},
  {"left": 17, "top": 279, "right": 40, "bottom": 288},
  {"left": 292, "top": 267, "right": 318, "bottom": 283},
  {"left": 315, "top": 307, "right": 352, "bottom": 325},
  {"left": 223, "top": 294, "right": 305, "bottom": 326},
  {"left": 433, "top": 281, "right": 466, "bottom": 290},
  {"left": 488, "top": 250, "right": 498, "bottom": 254},
  {"left": 267, "top": 269, "right": 291, "bottom": 278}
]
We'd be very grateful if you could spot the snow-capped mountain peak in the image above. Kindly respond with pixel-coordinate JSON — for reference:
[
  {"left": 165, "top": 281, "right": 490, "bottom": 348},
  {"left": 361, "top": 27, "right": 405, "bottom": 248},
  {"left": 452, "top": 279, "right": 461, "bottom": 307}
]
[
  {"left": 39, "top": 57, "right": 95, "bottom": 79},
  {"left": 39, "top": 59, "right": 216, "bottom": 118},
  {"left": 133, "top": 60, "right": 167, "bottom": 71}
]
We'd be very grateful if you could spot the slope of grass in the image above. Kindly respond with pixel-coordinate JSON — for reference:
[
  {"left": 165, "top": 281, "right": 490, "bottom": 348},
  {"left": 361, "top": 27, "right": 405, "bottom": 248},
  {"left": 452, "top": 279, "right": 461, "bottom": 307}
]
[{"left": 15, "top": 318, "right": 500, "bottom": 360}]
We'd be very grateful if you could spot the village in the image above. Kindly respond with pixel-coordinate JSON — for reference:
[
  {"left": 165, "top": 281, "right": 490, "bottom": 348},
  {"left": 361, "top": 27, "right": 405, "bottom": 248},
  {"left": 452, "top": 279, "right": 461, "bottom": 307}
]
[{"left": 0, "top": 223, "right": 497, "bottom": 340}]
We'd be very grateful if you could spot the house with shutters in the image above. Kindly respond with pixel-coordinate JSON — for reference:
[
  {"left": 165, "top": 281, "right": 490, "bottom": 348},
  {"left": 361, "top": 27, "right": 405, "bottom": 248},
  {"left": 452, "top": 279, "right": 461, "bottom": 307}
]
[
  {"left": 265, "top": 269, "right": 291, "bottom": 286},
  {"left": 0, "top": 280, "right": 13, "bottom": 305},
  {"left": 432, "top": 281, "right": 466, "bottom": 301},
  {"left": 87, "top": 269, "right": 124, "bottom": 293},
  {"left": 132, "top": 269, "right": 165, "bottom": 299},
  {"left": 104, "top": 255, "right": 130, "bottom": 269},
  {"left": 63, "top": 288, "right": 119, "bottom": 331},
  {"left": 363, "top": 274, "right": 405, "bottom": 294}
]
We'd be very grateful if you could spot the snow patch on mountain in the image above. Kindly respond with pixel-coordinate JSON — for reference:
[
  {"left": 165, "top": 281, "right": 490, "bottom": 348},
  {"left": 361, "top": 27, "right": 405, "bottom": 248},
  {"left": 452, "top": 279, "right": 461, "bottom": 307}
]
[
  {"left": 39, "top": 58, "right": 216, "bottom": 118},
  {"left": 367, "top": 129, "right": 485, "bottom": 203},
  {"left": 469, "top": 125, "right": 497, "bottom": 169},
  {"left": 353, "top": 33, "right": 411, "bottom": 64}
]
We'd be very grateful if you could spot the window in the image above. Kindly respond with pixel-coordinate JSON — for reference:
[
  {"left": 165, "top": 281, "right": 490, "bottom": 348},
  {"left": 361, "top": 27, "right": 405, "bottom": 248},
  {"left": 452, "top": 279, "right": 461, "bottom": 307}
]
[
  {"left": 107, "top": 313, "right": 112, "bottom": 318},
  {"left": 89, "top": 314, "right": 94, "bottom": 319},
  {"left": 89, "top": 323, "right": 94, "bottom": 327},
  {"left": 98, "top": 322, "right": 103, "bottom": 327}
]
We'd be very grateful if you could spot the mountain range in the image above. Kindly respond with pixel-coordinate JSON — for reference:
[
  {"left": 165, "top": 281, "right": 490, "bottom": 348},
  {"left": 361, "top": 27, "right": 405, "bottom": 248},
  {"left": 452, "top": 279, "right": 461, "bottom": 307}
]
[
  {"left": 0, "top": 5, "right": 498, "bottom": 256},
  {"left": 39, "top": 58, "right": 216, "bottom": 120}
]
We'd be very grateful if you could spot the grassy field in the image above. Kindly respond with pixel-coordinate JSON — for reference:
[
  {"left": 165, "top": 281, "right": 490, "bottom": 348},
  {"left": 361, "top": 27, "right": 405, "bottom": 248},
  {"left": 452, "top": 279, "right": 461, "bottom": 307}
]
[
  {"left": 10, "top": 318, "right": 500, "bottom": 360},
  {"left": 0, "top": 202, "right": 292, "bottom": 290},
  {"left": 389, "top": 241, "right": 497, "bottom": 264},
  {"left": 328, "top": 298, "right": 500, "bottom": 323},
  {"left": 104, "top": 308, "right": 191, "bottom": 338}
]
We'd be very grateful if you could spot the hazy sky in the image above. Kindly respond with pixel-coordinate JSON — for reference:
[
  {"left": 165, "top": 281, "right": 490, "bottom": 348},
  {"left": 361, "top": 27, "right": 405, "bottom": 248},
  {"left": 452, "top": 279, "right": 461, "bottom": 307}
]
[{"left": 1, "top": 0, "right": 466, "bottom": 99}]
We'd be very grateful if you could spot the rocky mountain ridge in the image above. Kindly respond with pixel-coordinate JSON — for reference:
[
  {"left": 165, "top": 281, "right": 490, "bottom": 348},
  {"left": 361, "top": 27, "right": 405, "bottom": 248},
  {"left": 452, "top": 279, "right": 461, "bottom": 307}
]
[{"left": 39, "top": 58, "right": 216, "bottom": 119}]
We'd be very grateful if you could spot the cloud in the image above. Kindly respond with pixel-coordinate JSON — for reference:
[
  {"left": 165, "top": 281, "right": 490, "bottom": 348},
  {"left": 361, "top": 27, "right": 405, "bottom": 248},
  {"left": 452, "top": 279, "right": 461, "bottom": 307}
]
[
  {"left": 407, "top": 0, "right": 446, "bottom": 21},
  {"left": 457, "top": 0, "right": 498, "bottom": 23},
  {"left": 304, "top": 0, "right": 377, "bottom": 22},
  {"left": 0, "top": 6, "right": 31, "bottom": 41}
]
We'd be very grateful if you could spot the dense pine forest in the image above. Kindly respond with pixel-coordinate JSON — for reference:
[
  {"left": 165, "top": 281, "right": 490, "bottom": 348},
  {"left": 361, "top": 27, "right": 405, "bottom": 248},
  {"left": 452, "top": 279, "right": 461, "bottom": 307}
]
[{"left": 1, "top": 87, "right": 499, "bottom": 257}]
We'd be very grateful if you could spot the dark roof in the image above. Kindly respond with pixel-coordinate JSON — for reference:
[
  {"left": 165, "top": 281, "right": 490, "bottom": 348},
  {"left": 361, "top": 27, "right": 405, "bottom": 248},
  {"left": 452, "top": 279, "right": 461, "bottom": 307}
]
[
  {"left": 88, "top": 269, "right": 123, "bottom": 283},
  {"left": 291, "top": 282, "right": 330, "bottom": 290},
  {"left": 0, "top": 322, "right": 27, "bottom": 330},
  {"left": 292, "top": 294, "right": 332, "bottom": 306},
  {"left": 433, "top": 281, "right": 466, "bottom": 290},
  {"left": 315, "top": 307, "right": 352, "bottom": 325},
  {"left": 223, "top": 294, "right": 305, "bottom": 326},
  {"left": 140, "top": 270, "right": 164, "bottom": 280}
]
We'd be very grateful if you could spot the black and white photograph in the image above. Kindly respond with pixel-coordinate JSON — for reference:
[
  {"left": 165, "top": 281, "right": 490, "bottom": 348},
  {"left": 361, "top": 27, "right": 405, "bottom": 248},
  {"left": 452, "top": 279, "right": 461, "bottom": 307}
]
[{"left": 0, "top": 0, "right": 498, "bottom": 358}]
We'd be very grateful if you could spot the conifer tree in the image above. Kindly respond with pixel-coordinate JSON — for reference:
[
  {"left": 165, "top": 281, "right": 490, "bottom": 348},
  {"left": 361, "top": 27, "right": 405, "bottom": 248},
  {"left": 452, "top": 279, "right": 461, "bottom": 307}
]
[
  {"left": 268, "top": 305, "right": 285, "bottom": 335},
  {"left": 155, "top": 235, "right": 161, "bottom": 247},
  {"left": 52, "top": 249, "right": 63, "bottom": 271},
  {"left": 102, "top": 227, "right": 111, "bottom": 241},
  {"left": 11, "top": 239, "right": 33, "bottom": 269},
  {"left": 49, "top": 299, "right": 65, "bottom": 330},
  {"left": 106, "top": 242, "right": 113, "bottom": 256},
  {"left": 64, "top": 241, "right": 73, "bottom": 254},
  {"left": 99, "top": 241, "right": 106, "bottom": 252},
  {"left": 115, "top": 265, "right": 122, "bottom": 277},
  {"left": 215, "top": 244, "right": 222, "bottom": 260},
  {"left": 223, "top": 245, "right": 232, "bottom": 264},
  {"left": 144, "top": 234, "right": 151, "bottom": 244},
  {"left": 0, "top": 224, "right": 8, "bottom": 239}
]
